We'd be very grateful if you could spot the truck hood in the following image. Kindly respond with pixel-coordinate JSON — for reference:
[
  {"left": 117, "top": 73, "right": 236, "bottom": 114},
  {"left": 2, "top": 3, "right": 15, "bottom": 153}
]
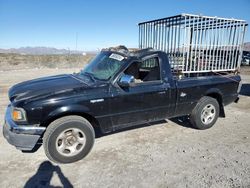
[{"left": 8, "top": 74, "right": 90, "bottom": 102}]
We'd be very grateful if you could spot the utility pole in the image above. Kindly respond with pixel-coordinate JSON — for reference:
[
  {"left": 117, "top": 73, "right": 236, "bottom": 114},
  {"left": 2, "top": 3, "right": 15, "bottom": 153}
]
[{"left": 75, "top": 32, "right": 78, "bottom": 53}]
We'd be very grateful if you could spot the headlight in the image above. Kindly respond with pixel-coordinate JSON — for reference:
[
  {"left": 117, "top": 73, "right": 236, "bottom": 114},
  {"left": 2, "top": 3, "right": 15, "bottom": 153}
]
[{"left": 12, "top": 107, "right": 27, "bottom": 122}]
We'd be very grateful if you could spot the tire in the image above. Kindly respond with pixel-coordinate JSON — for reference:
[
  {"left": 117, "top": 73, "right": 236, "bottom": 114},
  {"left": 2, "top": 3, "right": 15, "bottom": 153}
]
[
  {"left": 43, "top": 115, "right": 95, "bottom": 164},
  {"left": 190, "top": 96, "right": 219, "bottom": 130}
]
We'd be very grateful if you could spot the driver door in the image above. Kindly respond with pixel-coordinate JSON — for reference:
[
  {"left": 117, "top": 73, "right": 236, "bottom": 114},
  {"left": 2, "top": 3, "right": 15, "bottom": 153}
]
[{"left": 109, "top": 56, "right": 172, "bottom": 130}]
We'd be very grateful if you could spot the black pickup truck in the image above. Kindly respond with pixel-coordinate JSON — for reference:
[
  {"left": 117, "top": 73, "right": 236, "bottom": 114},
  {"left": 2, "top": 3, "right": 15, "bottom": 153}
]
[{"left": 3, "top": 48, "right": 241, "bottom": 163}]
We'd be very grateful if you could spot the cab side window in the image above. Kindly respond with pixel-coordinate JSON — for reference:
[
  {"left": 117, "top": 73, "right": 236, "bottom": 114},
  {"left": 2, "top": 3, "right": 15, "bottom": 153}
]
[
  {"left": 140, "top": 57, "right": 160, "bottom": 81},
  {"left": 124, "top": 57, "right": 161, "bottom": 83}
]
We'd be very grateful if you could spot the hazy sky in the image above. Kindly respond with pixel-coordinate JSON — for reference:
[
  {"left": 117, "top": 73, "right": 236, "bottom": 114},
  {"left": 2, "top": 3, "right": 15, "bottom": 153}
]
[{"left": 0, "top": 0, "right": 249, "bottom": 51}]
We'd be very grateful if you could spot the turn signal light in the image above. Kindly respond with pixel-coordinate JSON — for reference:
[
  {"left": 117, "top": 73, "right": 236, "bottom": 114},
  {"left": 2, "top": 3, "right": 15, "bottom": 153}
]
[{"left": 12, "top": 108, "right": 27, "bottom": 122}]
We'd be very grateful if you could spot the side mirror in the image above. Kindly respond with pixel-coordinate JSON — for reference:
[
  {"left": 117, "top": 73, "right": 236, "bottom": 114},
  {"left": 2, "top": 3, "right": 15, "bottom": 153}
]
[{"left": 118, "top": 74, "right": 135, "bottom": 87}]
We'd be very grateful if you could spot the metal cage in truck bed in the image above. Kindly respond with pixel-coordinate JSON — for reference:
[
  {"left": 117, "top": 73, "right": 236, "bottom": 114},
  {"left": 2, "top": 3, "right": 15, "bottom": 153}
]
[{"left": 138, "top": 14, "right": 248, "bottom": 74}]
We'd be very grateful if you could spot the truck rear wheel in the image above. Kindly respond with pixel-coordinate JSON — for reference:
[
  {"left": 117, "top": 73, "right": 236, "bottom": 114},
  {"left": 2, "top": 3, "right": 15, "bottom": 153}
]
[
  {"left": 190, "top": 96, "right": 219, "bottom": 130},
  {"left": 43, "top": 115, "right": 95, "bottom": 164}
]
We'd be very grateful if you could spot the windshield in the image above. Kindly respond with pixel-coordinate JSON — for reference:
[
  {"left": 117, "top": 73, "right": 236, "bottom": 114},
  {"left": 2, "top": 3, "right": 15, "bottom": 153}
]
[{"left": 81, "top": 52, "right": 126, "bottom": 80}]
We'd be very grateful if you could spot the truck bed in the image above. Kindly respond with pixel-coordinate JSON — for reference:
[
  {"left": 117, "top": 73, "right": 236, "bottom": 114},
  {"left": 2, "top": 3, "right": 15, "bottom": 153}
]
[{"left": 173, "top": 74, "right": 241, "bottom": 117}]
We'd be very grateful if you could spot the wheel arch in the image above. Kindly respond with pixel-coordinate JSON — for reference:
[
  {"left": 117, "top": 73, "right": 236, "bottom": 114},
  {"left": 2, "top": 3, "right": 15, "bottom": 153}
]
[
  {"left": 40, "top": 106, "right": 102, "bottom": 135},
  {"left": 205, "top": 89, "right": 225, "bottom": 117}
]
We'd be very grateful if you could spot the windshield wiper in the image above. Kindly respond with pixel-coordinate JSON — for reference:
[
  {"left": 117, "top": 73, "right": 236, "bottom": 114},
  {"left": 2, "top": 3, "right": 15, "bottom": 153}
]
[{"left": 81, "top": 71, "right": 97, "bottom": 82}]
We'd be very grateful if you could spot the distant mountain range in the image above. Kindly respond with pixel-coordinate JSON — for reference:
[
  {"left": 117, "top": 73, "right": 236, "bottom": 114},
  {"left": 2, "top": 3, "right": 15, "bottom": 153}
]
[
  {"left": 0, "top": 43, "right": 249, "bottom": 55},
  {"left": 0, "top": 47, "right": 97, "bottom": 55}
]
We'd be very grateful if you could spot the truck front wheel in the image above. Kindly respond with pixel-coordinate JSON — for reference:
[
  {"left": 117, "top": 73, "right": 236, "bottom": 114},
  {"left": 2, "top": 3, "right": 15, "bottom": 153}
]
[
  {"left": 190, "top": 96, "right": 219, "bottom": 130},
  {"left": 43, "top": 115, "right": 95, "bottom": 163}
]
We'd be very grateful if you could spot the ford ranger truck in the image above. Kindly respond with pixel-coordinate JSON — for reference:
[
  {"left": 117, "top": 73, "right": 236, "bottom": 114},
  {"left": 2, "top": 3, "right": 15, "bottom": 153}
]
[{"left": 3, "top": 48, "right": 241, "bottom": 163}]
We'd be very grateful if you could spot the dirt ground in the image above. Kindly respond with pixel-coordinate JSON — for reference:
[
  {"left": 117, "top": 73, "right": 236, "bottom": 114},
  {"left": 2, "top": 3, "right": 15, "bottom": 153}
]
[{"left": 0, "top": 67, "right": 249, "bottom": 188}]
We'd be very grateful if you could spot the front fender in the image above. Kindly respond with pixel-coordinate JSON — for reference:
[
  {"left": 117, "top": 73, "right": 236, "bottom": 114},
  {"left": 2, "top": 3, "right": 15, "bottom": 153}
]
[
  {"left": 40, "top": 104, "right": 95, "bottom": 126},
  {"left": 48, "top": 104, "right": 92, "bottom": 118}
]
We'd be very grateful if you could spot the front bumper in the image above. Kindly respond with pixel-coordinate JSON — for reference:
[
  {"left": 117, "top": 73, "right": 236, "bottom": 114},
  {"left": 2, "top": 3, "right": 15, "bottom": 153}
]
[{"left": 2, "top": 105, "right": 46, "bottom": 151}]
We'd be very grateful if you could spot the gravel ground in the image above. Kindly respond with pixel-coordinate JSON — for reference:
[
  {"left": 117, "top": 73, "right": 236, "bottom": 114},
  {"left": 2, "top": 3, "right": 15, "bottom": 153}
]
[{"left": 0, "top": 68, "right": 249, "bottom": 188}]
